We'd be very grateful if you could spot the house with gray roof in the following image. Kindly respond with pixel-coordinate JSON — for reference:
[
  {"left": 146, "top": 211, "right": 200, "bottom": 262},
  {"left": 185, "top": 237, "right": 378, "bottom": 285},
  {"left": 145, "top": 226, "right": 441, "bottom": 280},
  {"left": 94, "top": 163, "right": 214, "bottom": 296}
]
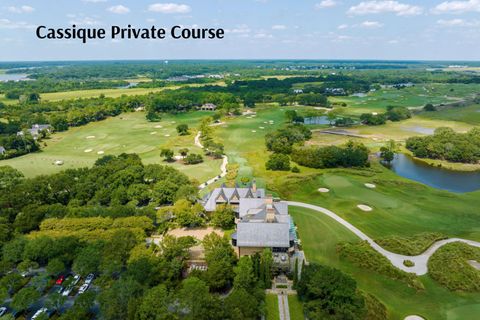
[
  {"left": 231, "top": 195, "right": 296, "bottom": 257},
  {"left": 17, "top": 124, "right": 52, "bottom": 140},
  {"left": 202, "top": 181, "right": 265, "bottom": 212},
  {"left": 0, "top": 146, "right": 6, "bottom": 156}
]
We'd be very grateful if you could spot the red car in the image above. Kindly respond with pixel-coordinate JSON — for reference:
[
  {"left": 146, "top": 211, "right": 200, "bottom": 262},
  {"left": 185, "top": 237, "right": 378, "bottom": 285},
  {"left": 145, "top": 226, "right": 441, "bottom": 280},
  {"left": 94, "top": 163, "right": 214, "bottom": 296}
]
[{"left": 55, "top": 275, "right": 65, "bottom": 285}]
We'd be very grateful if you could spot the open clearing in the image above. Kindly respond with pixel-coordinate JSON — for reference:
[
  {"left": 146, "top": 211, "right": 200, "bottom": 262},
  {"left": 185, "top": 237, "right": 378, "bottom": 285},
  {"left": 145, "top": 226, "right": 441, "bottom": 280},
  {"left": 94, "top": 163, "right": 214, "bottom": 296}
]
[{"left": 0, "top": 111, "right": 222, "bottom": 182}]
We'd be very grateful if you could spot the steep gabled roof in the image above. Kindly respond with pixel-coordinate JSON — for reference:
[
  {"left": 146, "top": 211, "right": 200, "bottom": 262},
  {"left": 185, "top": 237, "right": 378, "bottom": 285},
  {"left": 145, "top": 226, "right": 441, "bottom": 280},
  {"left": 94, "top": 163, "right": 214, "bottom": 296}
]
[{"left": 236, "top": 222, "right": 290, "bottom": 248}]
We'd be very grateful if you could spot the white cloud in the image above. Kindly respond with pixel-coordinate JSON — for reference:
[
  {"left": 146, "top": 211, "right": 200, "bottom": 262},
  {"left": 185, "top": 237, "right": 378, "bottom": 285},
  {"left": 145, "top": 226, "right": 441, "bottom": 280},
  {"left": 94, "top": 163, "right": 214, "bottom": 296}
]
[
  {"left": 433, "top": 0, "right": 480, "bottom": 14},
  {"left": 7, "top": 5, "right": 35, "bottom": 13},
  {"left": 315, "top": 0, "right": 338, "bottom": 9},
  {"left": 70, "top": 16, "right": 101, "bottom": 26},
  {"left": 0, "top": 18, "right": 34, "bottom": 29},
  {"left": 360, "top": 20, "right": 383, "bottom": 28},
  {"left": 148, "top": 3, "right": 191, "bottom": 14},
  {"left": 437, "top": 18, "right": 480, "bottom": 26},
  {"left": 388, "top": 39, "right": 400, "bottom": 44},
  {"left": 337, "top": 24, "right": 349, "bottom": 29},
  {"left": 253, "top": 33, "right": 273, "bottom": 39},
  {"left": 146, "top": 18, "right": 156, "bottom": 23},
  {"left": 82, "top": 0, "right": 108, "bottom": 2},
  {"left": 107, "top": 5, "right": 130, "bottom": 14},
  {"left": 348, "top": 1, "right": 423, "bottom": 16},
  {"left": 272, "top": 24, "right": 287, "bottom": 30},
  {"left": 226, "top": 24, "right": 251, "bottom": 34}
]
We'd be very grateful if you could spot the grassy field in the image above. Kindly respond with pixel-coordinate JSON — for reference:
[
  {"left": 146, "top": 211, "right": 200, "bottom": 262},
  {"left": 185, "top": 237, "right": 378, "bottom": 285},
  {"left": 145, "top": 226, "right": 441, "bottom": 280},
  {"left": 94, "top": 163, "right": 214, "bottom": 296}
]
[
  {"left": 419, "top": 104, "right": 480, "bottom": 125},
  {"left": 288, "top": 295, "right": 304, "bottom": 320},
  {"left": 329, "top": 83, "right": 480, "bottom": 115},
  {"left": 290, "top": 206, "right": 480, "bottom": 320},
  {"left": 266, "top": 294, "right": 280, "bottom": 320},
  {"left": 0, "top": 111, "right": 222, "bottom": 183}
]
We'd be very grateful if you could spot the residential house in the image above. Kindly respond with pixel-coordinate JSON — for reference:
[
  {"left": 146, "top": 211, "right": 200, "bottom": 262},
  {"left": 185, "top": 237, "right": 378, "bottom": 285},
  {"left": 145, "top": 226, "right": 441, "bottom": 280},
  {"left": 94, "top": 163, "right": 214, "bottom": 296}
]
[
  {"left": 0, "top": 146, "right": 5, "bottom": 156},
  {"left": 17, "top": 124, "right": 52, "bottom": 140},
  {"left": 200, "top": 103, "right": 218, "bottom": 111}
]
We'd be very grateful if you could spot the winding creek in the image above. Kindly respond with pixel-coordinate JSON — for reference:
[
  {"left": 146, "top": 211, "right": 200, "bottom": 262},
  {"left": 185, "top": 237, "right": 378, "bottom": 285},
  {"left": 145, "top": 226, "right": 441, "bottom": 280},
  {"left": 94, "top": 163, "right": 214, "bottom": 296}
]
[{"left": 387, "top": 153, "right": 480, "bottom": 193}]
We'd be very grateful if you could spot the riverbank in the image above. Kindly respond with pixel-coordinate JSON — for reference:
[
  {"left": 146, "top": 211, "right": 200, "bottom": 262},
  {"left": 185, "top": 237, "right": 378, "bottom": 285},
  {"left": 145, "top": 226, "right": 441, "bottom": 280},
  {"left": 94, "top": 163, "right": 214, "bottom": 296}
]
[{"left": 401, "top": 149, "right": 480, "bottom": 172}]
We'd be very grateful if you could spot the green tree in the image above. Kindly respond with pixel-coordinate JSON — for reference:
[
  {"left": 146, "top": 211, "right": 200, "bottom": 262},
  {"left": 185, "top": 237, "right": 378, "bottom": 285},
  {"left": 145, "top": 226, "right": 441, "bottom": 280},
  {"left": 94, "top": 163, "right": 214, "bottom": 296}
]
[
  {"left": 11, "top": 286, "right": 41, "bottom": 312},
  {"left": 424, "top": 103, "right": 436, "bottom": 111},
  {"left": 380, "top": 140, "right": 397, "bottom": 163},
  {"left": 179, "top": 148, "right": 189, "bottom": 158},
  {"left": 98, "top": 278, "right": 144, "bottom": 320},
  {"left": 211, "top": 205, "right": 235, "bottom": 229},
  {"left": 266, "top": 153, "right": 291, "bottom": 171},
  {"left": 260, "top": 249, "right": 273, "bottom": 289},
  {"left": 224, "top": 288, "right": 261, "bottom": 320},
  {"left": 47, "top": 292, "right": 67, "bottom": 312},
  {"left": 177, "top": 277, "right": 223, "bottom": 320},
  {"left": 160, "top": 149, "right": 174, "bottom": 162},
  {"left": 233, "top": 256, "right": 256, "bottom": 291},
  {"left": 135, "top": 285, "right": 175, "bottom": 320},
  {"left": 176, "top": 124, "right": 189, "bottom": 136},
  {"left": 47, "top": 258, "right": 65, "bottom": 276}
]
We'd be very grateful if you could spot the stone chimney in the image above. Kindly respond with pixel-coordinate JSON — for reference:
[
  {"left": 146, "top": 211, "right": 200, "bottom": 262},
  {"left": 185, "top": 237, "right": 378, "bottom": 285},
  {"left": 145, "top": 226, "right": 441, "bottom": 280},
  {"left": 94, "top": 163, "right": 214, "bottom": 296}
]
[
  {"left": 252, "top": 179, "right": 257, "bottom": 194},
  {"left": 265, "top": 195, "right": 275, "bottom": 222}
]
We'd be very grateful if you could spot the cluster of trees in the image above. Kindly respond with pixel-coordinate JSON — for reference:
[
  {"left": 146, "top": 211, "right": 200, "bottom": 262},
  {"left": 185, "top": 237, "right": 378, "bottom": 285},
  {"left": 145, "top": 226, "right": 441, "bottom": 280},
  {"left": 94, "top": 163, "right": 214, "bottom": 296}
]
[
  {"left": 0, "top": 154, "right": 196, "bottom": 247},
  {"left": 265, "top": 124, "right": 312, "bottom": 171},
  {"left": 360, "top": 106, "right": 411, "bottom": 126},
  {"left": 297, "top": 263, "right": 386, "bottom": 320},
  {"left": 199, "top": 117, "right": 225, "bottom": 159},
  {"left": 291, "top": 141, "right": 370, "bottom": 169},
  {"left": 406, "top": 127, "right": 480, "bottom": 163}
]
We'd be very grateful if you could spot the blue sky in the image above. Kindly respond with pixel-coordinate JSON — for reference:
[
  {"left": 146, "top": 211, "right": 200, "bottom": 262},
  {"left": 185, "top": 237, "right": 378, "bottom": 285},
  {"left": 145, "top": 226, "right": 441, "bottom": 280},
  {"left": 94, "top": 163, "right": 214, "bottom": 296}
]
[{"left": 0, "top": 0, "right": 479, "bottom": 61}]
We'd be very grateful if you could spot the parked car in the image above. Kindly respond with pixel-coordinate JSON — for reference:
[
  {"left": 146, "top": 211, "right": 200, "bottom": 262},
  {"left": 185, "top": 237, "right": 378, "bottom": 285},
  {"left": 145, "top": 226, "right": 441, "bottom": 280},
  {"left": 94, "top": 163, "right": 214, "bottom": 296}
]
[
  {"left": 78, "top": 284, "right": 89, "bottom": 294},
  {"left": 62, "top": 287, "right": 73, "bottom": 297},
  {"left": 31, "top": 308, "right": 48, "bottom": 320},
  {"left": 0, "top": 307, "right": 7, "bottom": 317},
  {"left": 55, "top": 275, "right": 65, "bottom": 285},
  {"left": 85, "top": 273, "right": 95, "bottom": 285},
  {"left": 54, "top": 286, "right": 63, "bottom": 294},
  {"left": 72, "top": 274, "right": 81, "bottom": 286}
]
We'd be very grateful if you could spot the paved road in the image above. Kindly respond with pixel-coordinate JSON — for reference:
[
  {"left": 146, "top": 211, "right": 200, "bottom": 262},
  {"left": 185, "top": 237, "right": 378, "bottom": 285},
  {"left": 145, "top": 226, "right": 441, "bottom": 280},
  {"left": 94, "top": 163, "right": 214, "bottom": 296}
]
[
  {"left": 195, "top": 131, "right": 229, "bottom": 190},
  {"left": 278, "top": 294, "right": 290, "bottom": 320},
  {"left": 286, "top": 201, "right": 480, "bottom": 275}
]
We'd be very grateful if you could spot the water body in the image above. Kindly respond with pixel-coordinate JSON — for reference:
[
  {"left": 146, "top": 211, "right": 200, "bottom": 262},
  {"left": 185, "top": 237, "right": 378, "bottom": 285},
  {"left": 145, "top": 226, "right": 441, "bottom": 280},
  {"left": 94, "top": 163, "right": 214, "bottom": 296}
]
[
  {"left": 304, "top": 116, "right": 331, "bottom": 125},
  {"left": 0, "top": 73, "right": 29, "bottom": 82},
  {"left": 388, "top": 153, "right": 480, "bottom": 193},
  {"left": 118, "top": 82, "right": 139, "bottom": 89}
]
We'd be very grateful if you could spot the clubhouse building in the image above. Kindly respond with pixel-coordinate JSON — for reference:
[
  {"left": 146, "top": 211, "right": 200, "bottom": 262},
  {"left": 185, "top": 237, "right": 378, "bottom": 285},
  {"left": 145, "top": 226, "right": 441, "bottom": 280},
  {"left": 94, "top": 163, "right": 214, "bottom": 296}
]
[{"left": 202, "top": 183, "right": 296, "bottom": 257}]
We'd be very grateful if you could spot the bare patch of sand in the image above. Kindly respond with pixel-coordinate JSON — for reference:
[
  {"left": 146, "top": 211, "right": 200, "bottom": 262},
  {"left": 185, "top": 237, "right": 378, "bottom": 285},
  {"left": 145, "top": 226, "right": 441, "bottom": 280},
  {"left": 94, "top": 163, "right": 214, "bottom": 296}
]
[
  {"left": 165, "top": 134, "right": 171, "bottom": 137},
  {"left": 154, "top": 125, "right": 163, "bottom": 128},
  {"left": 357, "top": 204, "right": 373, "bottom": 212},
  {"left": 318, "top": 188, "right": 330, "bottom": 193},
  {"left": 84, "top": 149, "right": 93, "bottom": 153},
  {"left": 97, "top": 151, "right": 104, "bottom": 155},
  {"left": 167, "top": 227, "right": 224, "bottom": 241},
  {"left": 150, "top": 132, "right": 157, "bottom": 135},
  {"left": 251, "top": 130, "right": 257, "bottom": 133},
  {"left": 365, "top": 183, "right": 376, "bottom": 189},
  {"left": 404, "top": 316, "right": 425, "bottom": 320},
  {"left": 259, "top": 127, "right": 265, "bottom": 129},
  {"left": 86, "top": 136, "right": 95, "bottom": 139}
]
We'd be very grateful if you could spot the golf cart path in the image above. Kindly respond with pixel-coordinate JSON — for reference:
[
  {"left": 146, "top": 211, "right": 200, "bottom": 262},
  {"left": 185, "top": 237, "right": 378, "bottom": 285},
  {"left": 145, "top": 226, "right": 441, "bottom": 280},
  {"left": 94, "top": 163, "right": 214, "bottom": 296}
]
[
  {"left": 195, "top": 131, "right": 228, "bottom": 190},
  {"left": 286, "top": 201, "right": 480, "bottom": 275}
]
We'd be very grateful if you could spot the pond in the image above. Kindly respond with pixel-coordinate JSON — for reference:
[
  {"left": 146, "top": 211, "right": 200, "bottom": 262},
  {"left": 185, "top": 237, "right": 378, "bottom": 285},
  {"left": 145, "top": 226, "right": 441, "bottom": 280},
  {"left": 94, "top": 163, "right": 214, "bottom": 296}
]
[
  {"left": 0, "top": 73, "right": 30, "bottom": 82},
  {"left": 387, "top": 153, "right": 480, "bottom": 193},
  {"left": 303, "top": 116, "right": 331, "bottom": 125}
]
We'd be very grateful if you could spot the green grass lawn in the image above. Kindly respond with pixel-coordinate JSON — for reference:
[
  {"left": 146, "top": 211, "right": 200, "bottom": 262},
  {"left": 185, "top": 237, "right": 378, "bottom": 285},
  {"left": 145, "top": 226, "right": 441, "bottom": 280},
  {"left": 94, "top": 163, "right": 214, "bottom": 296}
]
[
  {"left": 0, "top": 111, "right": 222, "bottom": 183},
  {"left": 288, "top": 295, "right": 304, "bottom": 320},
  {"left": 266, "top": 294, "right": 280, "bottom": 320},
  {"left": 330, "top": 83, "right": 480, "bottom": 115},
  {"left": 419, "top": 104, "right": 480, "bottom": 125},
  {"left": 290, "top": 206, "right": 480, "bottom": 320}
]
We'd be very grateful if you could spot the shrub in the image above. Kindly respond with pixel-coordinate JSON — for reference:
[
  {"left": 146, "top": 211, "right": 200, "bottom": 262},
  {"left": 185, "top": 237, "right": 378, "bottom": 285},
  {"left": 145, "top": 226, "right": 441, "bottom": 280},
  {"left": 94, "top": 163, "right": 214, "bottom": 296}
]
[
  {"left": 184, "top": 153, "right": 204, "bottom": 165},
  {"left": 291, "top": 166, "right": 300, "bottom": 173},
  {"left": 266, "top": 153, "right": 291, "bottom": 171},
  {"left": 428, "top": 242, "right": 480, "bottom": 292},
  {"left": 375, "top": 233, "right": 447, "bottom": 256}
]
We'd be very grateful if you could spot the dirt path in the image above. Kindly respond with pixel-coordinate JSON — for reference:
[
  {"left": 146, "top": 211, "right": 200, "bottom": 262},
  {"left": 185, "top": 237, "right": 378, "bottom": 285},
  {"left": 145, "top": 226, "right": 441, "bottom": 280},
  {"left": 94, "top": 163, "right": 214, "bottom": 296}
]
[{"left": 286, "top": 201, "right": 480, "bottom": 275}]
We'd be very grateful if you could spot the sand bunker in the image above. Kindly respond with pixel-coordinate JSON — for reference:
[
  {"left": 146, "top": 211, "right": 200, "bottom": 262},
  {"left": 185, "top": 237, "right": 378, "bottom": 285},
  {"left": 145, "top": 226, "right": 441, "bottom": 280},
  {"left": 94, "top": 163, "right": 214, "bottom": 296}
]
[
  {"left": 404, "top": 316, "right": 425, "bottom": 320},
  {"left": 357, "top": 204, "right": 373, "bottom": 212},
  {"left": 259, "top": 127, "right": 265, "bottom": 129},
  {"left": 251, "top": 130, "right": 257, "bottom": 133},
  {"left": 165, "top": 134, "right": 171, "bottom": 137},
  {"left": 86, "top": 136, "right": 95, "bottom": 139},
  {"left": 84, "top": 149, "right": 93, "bottom": 153},
  {"left": 97, "top": 151, "right": 104, "bottom": 155},
  {"left": 365, "top": 183, "right": 376, "bottom": 189},
  {"left": 54, "top": 160, "right": 64, "bottom": 166},
  {"left": 154, "top": 125, "right": 163, "bottom": 128},
  {"left": 150, "top": 132, "right": 157, "bottom": 135},
  {"left": 318, "top": 188, "right": 330, "bottom": 193}
]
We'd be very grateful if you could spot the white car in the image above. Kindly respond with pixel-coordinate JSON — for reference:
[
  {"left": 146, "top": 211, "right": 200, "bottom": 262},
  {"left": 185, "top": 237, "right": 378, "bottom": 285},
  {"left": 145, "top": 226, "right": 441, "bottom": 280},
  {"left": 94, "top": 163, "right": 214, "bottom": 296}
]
[
  {"left": 78, "top": 284, "right": 89, "bottom": 294},
  {"left": 62, "top": 287, "right": 72, "bottom": 297},
  {"left": 31, "top": 308, "right": 48, "bottom": 320},
  {"left": 85, "top": 273, "right": 95, "bottom": 285},
  {"left": 72, "top": 274, "right": 81, "bottom": 286},
  {"left": 0, "top": 307, "right": 7, "bottom": 317}
]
